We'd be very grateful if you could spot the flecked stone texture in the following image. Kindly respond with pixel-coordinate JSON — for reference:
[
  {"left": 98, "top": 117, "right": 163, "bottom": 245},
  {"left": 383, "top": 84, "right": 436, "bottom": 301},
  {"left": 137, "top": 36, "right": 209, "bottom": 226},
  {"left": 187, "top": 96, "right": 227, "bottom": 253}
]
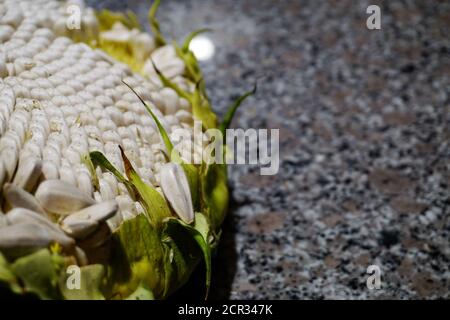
[{"left": 89, "top": 0, "right": 450, "bottom": 299}]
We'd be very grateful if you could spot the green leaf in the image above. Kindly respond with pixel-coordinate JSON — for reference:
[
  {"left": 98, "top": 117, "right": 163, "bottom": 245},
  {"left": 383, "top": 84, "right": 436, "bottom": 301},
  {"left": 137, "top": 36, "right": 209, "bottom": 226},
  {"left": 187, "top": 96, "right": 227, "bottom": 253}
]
[
  {"left": 151, "top": 59, "right": 191, "bottom": 99},
  {"left": 190, "top": 81, "right": 218, "bottom": 130},
  {"left": 109, "top": 214, "right": 168, "bottom": 299},
  {"left": 165, "top": 212, "right": 212, "bottom": 299},
  {"left": 144, "top": 58, "right": 218, "bottom": 130},
  {"left": 97, "top": 39, "right": 145, "bottom": 73},
  {"left": 119, "top": 146, "right": 172, "bottom": 228},
  {"left": 96, "top": 9, "right": 142, "bottom": 31},
  {"left": 90, "top": 149, "right": 172, "bottom": 230},
  {"left": 121, "top": 82, "right": 201, "bottom": 211},
  {"left": 219, "top": 83, "right": 257, "bottom": 142},
  {"left": 175, "top": 36, "right": 205, "bottom": 84},
  {"left": 122, "top": 80, "right": 175, "bottom": 156},
  {"left": 89, "top": 151, "right": 135, "bottom": 198},
  {"left": 160, "top": 222, "right": 202, "bottom": 296},
  {"left": 173, "top": 36, "right": 218, "bottom": 130},
  {"left": 81, "top": 153, "right": 100, "bottom": 190},
  {"left": 193, "top": 212, "right": 210, "bottom": 241},
  {"left": 126, "top": 10, "right": 142, "bottom": 30},
  {"left": 60, "top": 264, "right": 106, "bottom": 300},
  {"left": 200, "top": 163, "right": 229, "bottom": 229},
  {"left": 89, "top": 151, "right": 127, "bottom": 184},
  {"left": 157, "top": 42, "right": 216, "bottom": 130},
  {"left": 0, "top": 252, "right": 21, "bottom": 294},
  {"left": 10, "top": 249, "right": 64, "bottom": 300},
  {"left": 182, "top": 163, "right": 200, "bottom": 210},
  {"left": 94, "top": 10, "right": 146, "bottom": 74},
  {"left": 123, "top": 92, "right": 201, "bottom": 212},
  {"left": 181, "top": 28, "right": 212, "bottom": 53},
  {"left": 149, "top": 0, "right": 166, "bottom": 46}
]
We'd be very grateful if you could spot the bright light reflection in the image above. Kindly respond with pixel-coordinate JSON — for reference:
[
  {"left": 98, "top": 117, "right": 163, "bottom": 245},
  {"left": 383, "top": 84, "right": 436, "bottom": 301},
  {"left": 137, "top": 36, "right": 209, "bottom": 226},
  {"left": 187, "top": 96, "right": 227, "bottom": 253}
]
[{"left": 189, "top": 35, "right": 215, "bottom": 61}]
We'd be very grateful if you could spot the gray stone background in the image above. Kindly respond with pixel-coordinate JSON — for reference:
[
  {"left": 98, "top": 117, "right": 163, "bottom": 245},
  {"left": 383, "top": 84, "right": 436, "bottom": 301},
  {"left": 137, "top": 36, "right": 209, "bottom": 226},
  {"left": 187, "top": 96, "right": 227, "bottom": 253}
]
[{"left": 88, "top": 0, "right": 450, "bottom": 299}]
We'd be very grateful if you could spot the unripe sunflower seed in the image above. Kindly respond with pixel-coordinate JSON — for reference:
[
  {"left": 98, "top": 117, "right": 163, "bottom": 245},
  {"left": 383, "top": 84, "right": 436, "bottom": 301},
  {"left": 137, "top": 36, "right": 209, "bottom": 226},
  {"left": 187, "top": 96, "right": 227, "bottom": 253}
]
[
  {"left": 12, "top": 156, "right": 42, "bottom": 191},
  {"left": 1, "top": 146, "right": 19, "bottom": 180},
  {"left": 7, "top": 208, "right": 59, "bottom": 234},
  {"left": 0, "top": 223, "right": 74, "bottom": 259},
  {"left": 60, "top": 219, "right": 98, "bottom": 239},
  {"left": 0, "top": 213, "right": 8, "bottom": 227},
  {"left": 76, "top": 170, "right": 93, "bottom": 197},
  {"left": 61, "top": 200, "right": 118, "bottom": 239},
  {"left": 35, "top": 179, "right": 95, "bottom": 215},
  {"left": 42, "top": 161, "right": 59, "bottom": 180},
  {"left": 143, "top": 45, "right": 185, "bottom": 79},
  {"left": 63, "top": 200, "right": 118, "bottom": 223},
  {"left": 3, "top": 183, "right": 46, "bottom": 214},
  {"left": 59, "top": 165, "right": 77, "bottom": 186}
]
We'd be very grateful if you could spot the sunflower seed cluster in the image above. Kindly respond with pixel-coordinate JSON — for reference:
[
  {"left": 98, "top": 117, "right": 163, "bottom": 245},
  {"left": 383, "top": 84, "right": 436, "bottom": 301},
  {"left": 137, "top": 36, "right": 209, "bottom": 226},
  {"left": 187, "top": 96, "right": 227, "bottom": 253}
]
[{"left": 0, "top": 0, "right": 207, "bottom": 263}]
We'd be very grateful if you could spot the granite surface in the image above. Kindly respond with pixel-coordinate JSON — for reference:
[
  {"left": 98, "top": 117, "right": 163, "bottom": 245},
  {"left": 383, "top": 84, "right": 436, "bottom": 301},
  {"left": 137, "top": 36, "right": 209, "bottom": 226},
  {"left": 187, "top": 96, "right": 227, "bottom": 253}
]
[{"left": 89, "top": 0, "right": 450, "bottom": 299}]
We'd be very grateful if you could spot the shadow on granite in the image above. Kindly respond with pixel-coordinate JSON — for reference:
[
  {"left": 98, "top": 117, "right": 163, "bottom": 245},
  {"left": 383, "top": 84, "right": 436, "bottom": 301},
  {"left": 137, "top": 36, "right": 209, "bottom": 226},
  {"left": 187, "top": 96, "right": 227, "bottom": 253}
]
[{"left": 89, "top": 0, "right": 450, "bottom": 299}]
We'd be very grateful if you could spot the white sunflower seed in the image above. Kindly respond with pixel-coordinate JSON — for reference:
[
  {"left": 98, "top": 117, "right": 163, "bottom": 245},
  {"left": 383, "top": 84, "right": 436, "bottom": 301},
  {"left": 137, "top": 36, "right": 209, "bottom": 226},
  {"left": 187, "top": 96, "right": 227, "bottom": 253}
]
[
  {"left": 35, "top": 179, "right": 95, "bottom": 215},
  {"left": 12, "top": 156, "right": 42, "bottom": 191},
  {"left": 159, "top": 163, "right": 194, "bottom": 224},
  {"left": 0, "top": 213, "right": 8, "bottom": 227},
  {"left": 60, "top": 218, "right": 98, "bottom": 239},
  {"left": 3, "top": 183, "right": 46, "bottom": 214},
  {"left": 63, "top": 200, "right": 118, "bottom": 224},
  {"left": 61, "top": 200, "right": 118, "bottom": 239},
  {"left": 0, "top": 223, "right": 75, "bottom": 258},
  {"left": 6, "top": 208, "right": 58, "bottom": 234}
]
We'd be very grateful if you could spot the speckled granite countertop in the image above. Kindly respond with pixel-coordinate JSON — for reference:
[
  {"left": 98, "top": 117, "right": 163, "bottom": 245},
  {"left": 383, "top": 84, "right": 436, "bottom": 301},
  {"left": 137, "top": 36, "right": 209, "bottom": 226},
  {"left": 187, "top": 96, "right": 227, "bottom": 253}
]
[{"left": 89, "top": 0, "right": 450, "bottom": 299}]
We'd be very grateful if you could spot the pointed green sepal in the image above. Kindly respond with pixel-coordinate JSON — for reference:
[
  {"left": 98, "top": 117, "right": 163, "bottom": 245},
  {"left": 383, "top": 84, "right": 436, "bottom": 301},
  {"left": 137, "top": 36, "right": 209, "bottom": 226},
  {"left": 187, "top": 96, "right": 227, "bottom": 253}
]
[
  {"left": 219, "top": 83, "right": 257, "bottom": 141},
  {"left": 149, "top": 0, "right": 166, "bottom": 46},
  {"left": 181, "top": 28, "right": 212, "bottom": 53}
]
